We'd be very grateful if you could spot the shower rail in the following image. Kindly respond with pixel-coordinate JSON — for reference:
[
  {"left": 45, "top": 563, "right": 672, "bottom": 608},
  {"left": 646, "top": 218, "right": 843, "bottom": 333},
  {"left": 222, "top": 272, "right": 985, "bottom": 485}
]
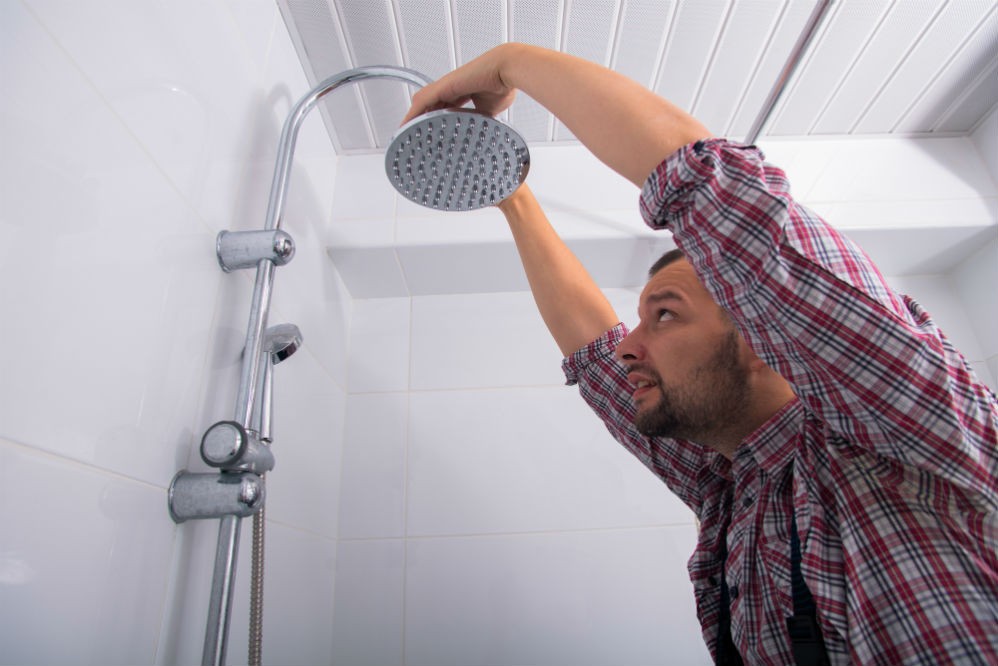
[{"left": 168, "top": 65, "right": 433, "bottom": 666}]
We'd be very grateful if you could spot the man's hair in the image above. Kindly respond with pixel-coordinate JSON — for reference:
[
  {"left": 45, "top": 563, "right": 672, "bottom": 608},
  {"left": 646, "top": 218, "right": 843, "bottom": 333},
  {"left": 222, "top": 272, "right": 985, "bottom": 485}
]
[{"left": 648, "top": 248, "right": 685, "bottom": 278}]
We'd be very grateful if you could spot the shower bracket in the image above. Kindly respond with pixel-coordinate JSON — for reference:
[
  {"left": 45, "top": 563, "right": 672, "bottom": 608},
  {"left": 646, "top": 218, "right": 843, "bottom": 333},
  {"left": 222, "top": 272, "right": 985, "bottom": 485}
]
[
  {"left": 199, "top": 420, "right": 276, "bottom": 474},
  {"left": 168, "top": 470, "right": 266, "bottom": 523},
  {"left": 216, "top": 229, "right": 295, "bottom": 272}
]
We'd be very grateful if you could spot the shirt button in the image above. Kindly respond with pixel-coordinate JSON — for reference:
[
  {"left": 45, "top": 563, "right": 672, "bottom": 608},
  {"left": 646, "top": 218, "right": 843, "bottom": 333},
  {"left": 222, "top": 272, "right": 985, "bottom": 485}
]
[
  {"left": 742, "top": 495, "right": 753, "bottom": 508},
  {"left": 729, "top": 585, "right": 739, "bottom": 599}
]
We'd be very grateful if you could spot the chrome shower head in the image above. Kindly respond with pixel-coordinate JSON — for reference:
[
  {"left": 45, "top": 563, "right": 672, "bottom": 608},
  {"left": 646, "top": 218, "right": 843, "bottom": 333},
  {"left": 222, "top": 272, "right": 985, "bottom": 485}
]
[{"left": 386, "top": 108, "right": 530, "bottom": 211}]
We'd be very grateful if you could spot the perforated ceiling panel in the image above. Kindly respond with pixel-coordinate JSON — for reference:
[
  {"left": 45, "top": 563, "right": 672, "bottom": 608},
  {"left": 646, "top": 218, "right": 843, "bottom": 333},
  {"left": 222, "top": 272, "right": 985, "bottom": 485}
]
[{"left": 276, "top": 0, "right": 998, "bottom": 154}]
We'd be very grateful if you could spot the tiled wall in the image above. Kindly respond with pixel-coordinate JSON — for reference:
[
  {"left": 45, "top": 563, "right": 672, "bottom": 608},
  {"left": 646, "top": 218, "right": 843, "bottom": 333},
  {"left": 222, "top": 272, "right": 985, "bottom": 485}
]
[{"left": 1, "top": 2, "right": 348, "bottom": 664}]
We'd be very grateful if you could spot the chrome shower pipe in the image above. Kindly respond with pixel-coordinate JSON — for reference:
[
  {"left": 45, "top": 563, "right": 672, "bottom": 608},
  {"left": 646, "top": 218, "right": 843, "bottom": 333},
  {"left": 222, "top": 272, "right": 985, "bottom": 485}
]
[
  {"left": 234, "top": 65, "right": 433, "bottom": 428},
  {"left": 203, "top": 65, "right": 433, "bottom": 666},
  {"left": 744, "top": 0, "right": 835, "bottom": 145}
]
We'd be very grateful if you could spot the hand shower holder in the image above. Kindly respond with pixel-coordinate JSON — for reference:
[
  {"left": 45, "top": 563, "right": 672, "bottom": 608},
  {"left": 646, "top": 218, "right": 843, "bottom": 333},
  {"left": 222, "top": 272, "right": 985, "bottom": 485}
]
[
  {"left": 216, "top": 229, "right": 295, "bottom": 272},
  {"left": 168, "top": 470, "right": 266, "bottom": 524}
]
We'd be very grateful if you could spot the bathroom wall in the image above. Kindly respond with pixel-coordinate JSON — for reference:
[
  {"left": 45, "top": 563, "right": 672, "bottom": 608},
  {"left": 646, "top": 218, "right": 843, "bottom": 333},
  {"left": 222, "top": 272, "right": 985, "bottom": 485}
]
[
  {"left": 329, "top": 132, "right": 996, "bottom": 664},
  {"left": 0, "top": 1, "right": 349, "bottom": 664}
]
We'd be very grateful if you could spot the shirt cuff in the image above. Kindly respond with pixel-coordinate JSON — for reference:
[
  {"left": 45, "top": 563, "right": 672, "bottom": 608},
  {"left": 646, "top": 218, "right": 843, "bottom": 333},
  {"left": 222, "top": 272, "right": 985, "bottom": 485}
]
[
  {"left": 561, "top": 323, "right": 629, "bottom": 386},
  {"left": 639, "top": 138, "right": 764, "bottom": 231}
]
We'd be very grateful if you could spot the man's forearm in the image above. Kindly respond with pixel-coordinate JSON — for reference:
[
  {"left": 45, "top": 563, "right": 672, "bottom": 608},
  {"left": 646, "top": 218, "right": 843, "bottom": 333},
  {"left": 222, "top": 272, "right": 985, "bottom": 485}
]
[{"left": 497, "top": 184, "right": 619, "bottom": 356}]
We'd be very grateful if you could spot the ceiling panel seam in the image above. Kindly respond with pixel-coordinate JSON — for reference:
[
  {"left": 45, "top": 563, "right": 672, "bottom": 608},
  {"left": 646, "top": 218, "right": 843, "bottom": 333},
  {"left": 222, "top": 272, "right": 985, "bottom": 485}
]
[
  {"left": 848, "top": 0, "right": 950, "bottom": 133},
  {"left": 765, "top": 0, "right": 841, "bottom": 134},
  {"left": 326, "top": 0, "right": 378, "bottom": 147},
  {"left": 807, "top": 0, "right": 898, "bottom": 135},
  {"left": 888, "top": 1, "right": 992, "bottom": 133},
  {"left": 689, "top": 0, "right": 736, "bottom": 117},
  {"left": 900, "top": 4, "right": 998, "bottom": 133},
  {"left": 649, "top": 0, "right": 682, "bottom": 94},
  {"left": 935, "top": 54, "right": 998, "bottom": 132},
  {"left": 721, "top": 0, "right": 793, "bottom": 138},
  {"left": 607, "top": 0, "right": 628, "bottom": 70}
]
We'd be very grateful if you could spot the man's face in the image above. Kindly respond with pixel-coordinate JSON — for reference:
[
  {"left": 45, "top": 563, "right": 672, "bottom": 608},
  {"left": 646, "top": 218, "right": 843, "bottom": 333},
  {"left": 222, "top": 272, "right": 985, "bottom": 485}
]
[{"left": 614, "top": 259, "right": 751, "bottom": 443}]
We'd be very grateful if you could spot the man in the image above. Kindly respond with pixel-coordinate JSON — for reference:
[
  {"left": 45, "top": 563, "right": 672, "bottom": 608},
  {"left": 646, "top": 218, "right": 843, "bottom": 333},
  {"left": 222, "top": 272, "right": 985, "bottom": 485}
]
[{"left": 403, "top": 43, "right": 998, "bottom": 665}]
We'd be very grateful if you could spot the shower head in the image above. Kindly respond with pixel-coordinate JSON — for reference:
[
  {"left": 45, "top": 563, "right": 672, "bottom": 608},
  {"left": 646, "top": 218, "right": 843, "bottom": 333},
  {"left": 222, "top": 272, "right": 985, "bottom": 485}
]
[{"left": 386, "top": 108, "right": 530, "bottom": 211}]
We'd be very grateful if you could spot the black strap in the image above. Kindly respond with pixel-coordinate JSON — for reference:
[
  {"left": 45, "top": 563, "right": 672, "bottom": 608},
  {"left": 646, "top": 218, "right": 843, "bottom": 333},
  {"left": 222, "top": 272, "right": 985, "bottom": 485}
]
[
  {"left": 714, "top": 508, "right": 744, "bottom": 666},
  {"left": 787, "top": 512, "right": 831, "bottom": 666}
]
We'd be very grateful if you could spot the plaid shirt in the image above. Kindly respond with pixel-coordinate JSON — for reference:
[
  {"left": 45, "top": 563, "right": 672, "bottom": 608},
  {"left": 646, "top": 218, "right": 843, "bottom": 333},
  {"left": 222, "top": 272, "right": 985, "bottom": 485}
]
[{"left": 563, "top": 139, "right": 998, "bottom": 665}]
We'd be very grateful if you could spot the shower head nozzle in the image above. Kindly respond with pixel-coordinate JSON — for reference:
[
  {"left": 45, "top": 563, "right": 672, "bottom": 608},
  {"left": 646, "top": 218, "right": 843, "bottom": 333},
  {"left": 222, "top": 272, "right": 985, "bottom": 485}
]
[{"left": 386, "top": 108, "right": 530, "bottom": 212}]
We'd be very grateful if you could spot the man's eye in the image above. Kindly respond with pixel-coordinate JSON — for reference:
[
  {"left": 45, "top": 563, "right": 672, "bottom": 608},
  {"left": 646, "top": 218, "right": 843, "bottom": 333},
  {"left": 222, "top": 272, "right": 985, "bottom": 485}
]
[{"left": 657, "top": 309, "right": 675, "bottom": 323}]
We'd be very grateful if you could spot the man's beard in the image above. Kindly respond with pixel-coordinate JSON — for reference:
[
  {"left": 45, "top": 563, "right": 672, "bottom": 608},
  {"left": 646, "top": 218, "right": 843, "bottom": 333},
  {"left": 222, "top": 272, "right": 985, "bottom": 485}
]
[{"left": 631, "top": 328, "right": 750, "bottom": 443}]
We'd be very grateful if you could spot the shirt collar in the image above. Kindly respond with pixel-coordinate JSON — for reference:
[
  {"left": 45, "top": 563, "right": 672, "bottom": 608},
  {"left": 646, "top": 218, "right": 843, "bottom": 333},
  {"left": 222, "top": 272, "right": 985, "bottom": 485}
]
[
  {"left": 705, "top": 398, "right": 804, "bottom": 481},
  {"left": 740, "top": 398, "right": 805, "bottom": 474}
]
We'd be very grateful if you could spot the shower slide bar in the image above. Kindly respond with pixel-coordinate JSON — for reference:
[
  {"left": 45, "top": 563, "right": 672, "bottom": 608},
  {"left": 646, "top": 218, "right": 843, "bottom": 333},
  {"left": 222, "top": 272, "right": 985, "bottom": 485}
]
[{"left": 167, "top": 65, "right": 433, "bottom": 666}]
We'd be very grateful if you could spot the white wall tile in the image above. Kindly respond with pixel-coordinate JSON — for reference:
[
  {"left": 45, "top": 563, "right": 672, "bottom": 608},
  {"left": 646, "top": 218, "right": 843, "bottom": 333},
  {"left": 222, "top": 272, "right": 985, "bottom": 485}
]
[
  {"left": 971, "top": 107, "right": 998, "bottom": 188},
  {"left": 950, "top": 236, "right": 998, "bottom": 359},
  {"left": 331, "top": 154, "right": 398, "bottom": 219},
  {"left": 409, "top": 292, "right": 566, "bottom": 389},
  {"left": 227, "top": 523, "right": 337, "bottom": 666},
  {"left": 339, "top": 393, "right": 408, "bottom": 539},
  {"left": 406, "top": 388, "right": 694, "bottom": 537},
  {"left": 404, "top": 527, "right": 710, "bottom": 666},
  {"left": 397, "top": 242, "right": 532, "bottom": 295},
  {"left": 331, "top": 539, "right": 406, "bottom": 666},
  {"left": 23, "top": 0, "right": 269, "bottom": 228},
  {"left": 160, "top": 517, "right": 336, "bottom": 666},
  {"left": 269, "top": 160, "right": 354, "bottom": 389},
  {"left": 887, "top": 274, "right": 985, "bottom": 362},
  {"left": 0, "top": 440, "right": 174, "bottom": 665},
  {"left": 263, "top": 355, "right": 346, "bottom": 538},
  {"left": 0, "top": 2, "right": 220, "bottom": 486},
  {"left": 348, "top": 298, "right": 411, "bottom": 393},
  {"left": 527, "top": 144, "right": 639, "bottom": 211}
]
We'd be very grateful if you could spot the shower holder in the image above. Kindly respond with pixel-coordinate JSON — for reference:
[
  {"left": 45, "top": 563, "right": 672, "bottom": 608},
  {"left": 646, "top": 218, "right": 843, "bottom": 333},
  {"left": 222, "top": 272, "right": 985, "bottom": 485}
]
[
  {"left": 168, "top": 470, "right": 266, "bottom": 523},
  {"left": 200, "top": 420, "right": 275, "bottom": 474},
  {"left": 216, "top": 229, "right": 295, "bottom": 272}
]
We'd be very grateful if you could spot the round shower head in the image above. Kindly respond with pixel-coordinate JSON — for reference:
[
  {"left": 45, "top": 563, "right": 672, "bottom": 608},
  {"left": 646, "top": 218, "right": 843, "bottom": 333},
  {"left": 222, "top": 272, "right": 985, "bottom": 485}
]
[{"left": 386, "top": 108, "right": 530, "bottom": 211}]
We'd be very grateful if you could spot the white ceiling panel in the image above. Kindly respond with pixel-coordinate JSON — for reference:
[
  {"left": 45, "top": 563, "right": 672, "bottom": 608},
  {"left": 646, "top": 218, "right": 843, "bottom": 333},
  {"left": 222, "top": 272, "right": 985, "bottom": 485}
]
[
  {"left": 277, "top": 0, "right": 998, "bottom": 153},
  {"left": 726, "top": 0, "right": 819, "bottom": 137},
  {"left": 510, "top": 0, "right": 562, "bottom": 142},
  {"left": 553, "top": 0, "right": 620, "bottom": 141},
  {"left": 854, "top": 0, "right": 994, "bottom": 133},
  {"left": 691, "top": 0, "right": 785, "bottom": 136},
  {"left": 655, "top": 0, "right": 728, "bottom": 114},
  {"left": 770, "top": 0, "right": 893, "bottom": 135},
  {"left": 811, "top": 0, "right": 940, "bottom": 135}
]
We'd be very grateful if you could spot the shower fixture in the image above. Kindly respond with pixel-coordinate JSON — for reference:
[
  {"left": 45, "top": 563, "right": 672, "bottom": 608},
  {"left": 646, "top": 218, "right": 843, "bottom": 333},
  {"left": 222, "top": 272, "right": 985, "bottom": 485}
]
[
  {"left": 387, "top": 108, "right": 530, "bottom": 211},
  {"left": 166, "top": 64, "right": 530, "bottom": 666}
]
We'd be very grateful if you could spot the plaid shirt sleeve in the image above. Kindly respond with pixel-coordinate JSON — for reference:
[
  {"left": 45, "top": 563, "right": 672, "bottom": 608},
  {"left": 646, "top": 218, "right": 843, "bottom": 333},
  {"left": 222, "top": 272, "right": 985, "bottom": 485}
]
[
  {"left": 562, "top": 324, "right": 712, "bottom": 512},
  {"left": 639, "top": 138, "right": 998, "bottom": 500}
]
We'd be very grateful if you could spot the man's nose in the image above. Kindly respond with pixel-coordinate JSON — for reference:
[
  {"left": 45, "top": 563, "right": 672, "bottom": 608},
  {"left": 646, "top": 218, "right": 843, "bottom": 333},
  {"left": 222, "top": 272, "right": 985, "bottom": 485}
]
[{"left": 615, "top": 329, "right": 643, "bottom": 362}]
